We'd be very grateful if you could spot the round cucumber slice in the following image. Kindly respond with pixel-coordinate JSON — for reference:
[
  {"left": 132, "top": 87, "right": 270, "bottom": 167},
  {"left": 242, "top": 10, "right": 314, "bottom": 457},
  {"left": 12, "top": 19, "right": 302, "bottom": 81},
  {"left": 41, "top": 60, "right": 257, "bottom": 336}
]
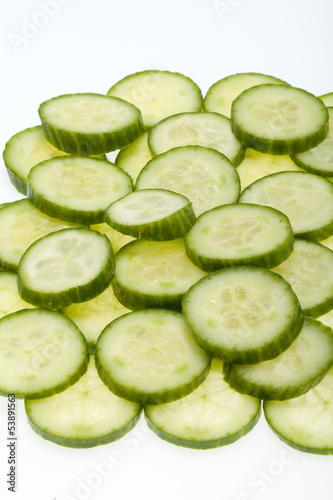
[
  {"left": 39, "top": 93, "right": 144, "bottom": 155},
  {"left": 0, "top": 308, "right": 89, "bottom": 399},
  {"left": 18, "top": 227, "right": 114, "bottom": 309},
  {"left": 231, "top": 84, "right": 329, "bottom": 154},
  {"left": 264, "top": 367, "right": 333, "bottom": 454},
  {"left": 182, "top": 266, "right": 303, "bottom": 365},
  {"left": 145, "top": 358, "right": 261, "bottom": 449},
  {"left": 224, "top": 317, "right": 333, "bottom": 400},
  {"left": 104, "top": 189, "right": 195, "bottom": 241},
  {"left": 184, "top": 203, "right": 294, "bottom": 271},
  {"left": 107, "top": 70, "right": 203, "bottom": 128},
  {"left": 136, "top": 145, "right": 240, "bottom": 216},
  {"left": 95, "top": 308, "right": 211, "bottom": 405},
  {"left": 27, "top": 156, "right": 133, "bottom": 225},
  {"left": 25, "top": 356, "right": 141, "bottom": 448},
  {"left": 239, "top": 171, "right": 333, "bottom": 241}
]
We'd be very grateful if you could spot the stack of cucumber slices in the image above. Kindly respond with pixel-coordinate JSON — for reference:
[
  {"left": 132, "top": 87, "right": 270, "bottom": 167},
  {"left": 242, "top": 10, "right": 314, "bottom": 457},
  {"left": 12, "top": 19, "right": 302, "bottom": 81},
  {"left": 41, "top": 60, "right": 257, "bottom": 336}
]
[{"left": 1, "top": 69, "right": 333, "bottom": 454}]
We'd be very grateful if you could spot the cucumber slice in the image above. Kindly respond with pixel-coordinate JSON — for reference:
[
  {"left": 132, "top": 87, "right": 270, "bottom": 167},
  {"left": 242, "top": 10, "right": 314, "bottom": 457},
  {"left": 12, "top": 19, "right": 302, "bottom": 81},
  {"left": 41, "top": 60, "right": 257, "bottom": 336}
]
[
  {"left": 271, "top": 238, "right": 333, "bottom": 318},
  {"left": 239, "top": 171, "right": 333, "bottom": 240},
  {"left": 236, "top": 148, "right": 303, "bottom": 191},
  {"left": 104, "top": 189, "right": 195, "bottom": 241},
  {"left": 95, "top": 308, "right": 211, "bottom": 405},
  {"left": 224, "top": 317, "right": 333, "bottom": 400},
  {"left": 135, "top": 145, "right": 240, "bottom": 216},
  {"left": 18, "top": 227, "right": 114, "bottom": 309},
  {"left": 204, "top": 72, "right": 288, "bottom": 118},
  {"left": 231, "top": 84, "right": 329, "bottom": 154},
  {"left": 0, "top": 308, "right": 89, "bottom": 399},
  {"left": 90, "top": 223, "right": 135, "bottom": 254},
  {"left": 107, "top": 70, "right": 203, "bottom": 128},
  {"left": 3, "top": 125, "right": 68, "bottom": 195},
  {"left": 264, "top": 366, "right": 333, "bottom": 454},
  {"left": 0, "top": 198, "right": 78, "bottom": 272},
  {"left": 184, "top": 203, "right": 293, "bottom": 272},
  {"left": 63, "top": 285, "right": 131, "bottom": 351},
  {"left": 27, "top": 156, "right": 133, "bottom": 225},
  {"left": 112, "top": 238, "right": 206, "bottom": 311},
  {"left": 39, "top": 93, "right": 144, "bottom": 155},
  {"left": 145, "top": 358, "right": 260, "bottom": 449},
  {"left": 115, "top": 131, "right": 152, "bottom": 182},
  {"left": 0, "top": 271, "right": 35, "bottom": 318},
  {"left": 182, "top": 266, "right": 303, "bottom": 364},
  {"left": 148, "top": 112, "right": 245, "bottom": 166},
  {"left": 290, "top": 107, "right": 333, "bottom": 176},
  {"left": 319, "top": 92, "right": 333, "bottom": 106},
  {"left": 25, "top": 356, "right": 141, "bottom": 448}
]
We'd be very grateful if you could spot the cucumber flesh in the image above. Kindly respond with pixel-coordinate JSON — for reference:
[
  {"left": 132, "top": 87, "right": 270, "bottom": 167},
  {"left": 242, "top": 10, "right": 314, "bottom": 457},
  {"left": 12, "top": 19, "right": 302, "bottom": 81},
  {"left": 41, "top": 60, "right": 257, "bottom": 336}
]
[
  {"left": 0, "top": 271, "right": 35, "bottom": 318},
  {"left": 115, "top": 131, "right": 152, "bottom": 182}
]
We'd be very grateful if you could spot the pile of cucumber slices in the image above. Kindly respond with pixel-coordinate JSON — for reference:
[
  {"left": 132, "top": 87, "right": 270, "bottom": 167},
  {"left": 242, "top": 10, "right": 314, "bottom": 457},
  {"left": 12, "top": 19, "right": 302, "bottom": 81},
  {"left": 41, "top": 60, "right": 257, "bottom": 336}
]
[{"left": 1, "top": 70, "right": 333, "bottom": 453}]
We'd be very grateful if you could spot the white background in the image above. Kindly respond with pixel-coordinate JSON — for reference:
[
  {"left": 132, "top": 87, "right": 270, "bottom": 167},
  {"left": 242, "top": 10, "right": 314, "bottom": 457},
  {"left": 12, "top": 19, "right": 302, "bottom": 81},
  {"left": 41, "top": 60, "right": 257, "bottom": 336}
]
[{"left": 0, "top": 0, "right": 333, "bottom": 499}]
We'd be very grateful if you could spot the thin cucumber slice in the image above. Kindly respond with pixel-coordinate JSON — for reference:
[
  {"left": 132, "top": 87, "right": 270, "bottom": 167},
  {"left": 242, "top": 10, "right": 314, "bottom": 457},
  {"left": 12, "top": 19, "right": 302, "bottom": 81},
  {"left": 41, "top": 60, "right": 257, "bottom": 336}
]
[
  {"left": 224, "top": 317, "right": 333, "bottom": 401},
  {"left": 320, "top": 234, "right": 333, "bottom": 251},
  {"left": 95, "top": 308, "right": 211, "bottom": 405},
  {"left": 104, "top": 189, "right": 195, "bottom": 241},
  {"left": 112, "top": 238, "right": 206, "bottom": 311},
  {"left": 319, "top": 92, "right": 333, "bottom": 106},
  {"left": 0, "top": 198, "right": 79, "bottom": 272},
  {"left": 25, "top": 356, "right": 141, "bottom": 448},
  {"left": 264, "top": 367, "right": 333, "bottom": 454},
  {"left": 135, "top": 145, "right": 240, "bottom": 216},
  {"left": 0, "top": 271, "right": 35, "bottom": 318},
  {"left": 184, "top": 203, "right": 293, "bottom": 272},
  {"left": 3, "top": 125, "right": 67, "bottom": 195},
  {"left": 231, "top": 84, "right": 329, "bottom": 154},
  {"left": 0, "top": 308, "right": 89, "bottom": 399},
  {"left": 90, "top": 223, "right": 135, "bottom": 254},
  {"left": 148, "top": 112, "right": 245, "bottom": 166},
  {"left": 107, "top": 70, "right": 203, "bottom": 128},
  {"left": 27, "top": 156, "right": 133, "bottom": 225},
  {"left": 145, "top": 358, "right": 261, "bottom": 449},
  {"left": 18, "top": 227, "right": 114, "bottom": 309},
  {"left": 239, "top": 171, "right": 333, "bottom": 240},
  {"left": 63, "top": 285, "right": 131, "bottom": 351},
  {"left": 290, "top": 107, "right": 333, "bottom": 176},
  {"left": 236, "top": 148, "right": 303, "bottom": 191},
  {"left": 182, "top": 266, "right": 303, "bottom": 365},
  {"left": 204, "top": 72, "right": 288, "bottom": 118},
  {"left": 39, "top": 93, "right": 144, "bottom": 155},
  {"left": 271, "top": 238, "right": 333, "bottom": 318},
  {"left": 115, "top": 131, "right": 152, "bottom": 182}
]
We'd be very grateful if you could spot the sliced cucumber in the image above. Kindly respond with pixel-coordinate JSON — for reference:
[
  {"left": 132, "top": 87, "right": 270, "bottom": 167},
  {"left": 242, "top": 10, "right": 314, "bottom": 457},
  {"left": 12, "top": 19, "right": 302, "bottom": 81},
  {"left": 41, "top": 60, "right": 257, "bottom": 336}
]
[
  {"left": 264, "top": 366, "right": 333, "bottom": 454},
  {"left": 112, "top": 238, "right": 206, "bottom": 311},
  {"left": 204, "top": 72, "right": 288, "bottom": 118},
  {"left": 3, "top": 125, "right": 67, "bottom": 195},
  {"left": 0, "top": 271, "right": 35, "bottom": 318},
  {"left": 135, "top": 145, "right": 240, "bottom": 216},
  {"left": 184, "top": 203, "right": 293, "bottom": 271},
  {"left": 231, "top": 84, "right": 329, "bottom": 154},
  {"left": 0, "top": 198, "right": 78, "bottom": 272},
  {"left": 319, "top": 92, "right": 333, "bottom": 107},
  {"left": 18, "top": 227, "right": 114, "bottom": 309},
  {"left": 148, "top": 112, "right": 245, "bottom": 166},
  {"left": 0, "top": 308, "right": 89, "bottom": 399},
  {"left": 224, "top": 317, "right": 333, "bottom": 400},
  {"left": 39, "top": 93, "right": 144, "bottom": 155},
  {"left": 63, "top": 285, "right": 131, "bottom": 351},
  {"left": 27, "top": 156, "right": 133, "bottom": 225},
  {"left": 107, "top": 70, "right": 203, "bottom": 128},
  {"left": 271, "top": 238, "right": 333, "bottom": 318},
  {"left": 236, "top": 148, "right": 303, "bottom": 191},
  {"left": 290, "top": 107, "right": 333, "bottom": 176},
  {"left": 239, "top": 171, "right": 333, "bottom": 240},
  {"left": 115, "top": 131, "right": 152, "bottom": 182},
  {"left": 90, "top": 223, "right": 135, "bottom": 254},
  {"left": 104, "top": 189, "right": 195, "bottom": 241},
  {"left": 95, "top": 308, "right": 211, "bottom": 405},
  {"left": 25, "top": 356, "right": 141, "bottom": 448},
  {"left": 145, "top": 358, "right": 260, "bottom": 449},
  {"left": 182, "top": 266, "right": 303, "bottom": 364}
]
